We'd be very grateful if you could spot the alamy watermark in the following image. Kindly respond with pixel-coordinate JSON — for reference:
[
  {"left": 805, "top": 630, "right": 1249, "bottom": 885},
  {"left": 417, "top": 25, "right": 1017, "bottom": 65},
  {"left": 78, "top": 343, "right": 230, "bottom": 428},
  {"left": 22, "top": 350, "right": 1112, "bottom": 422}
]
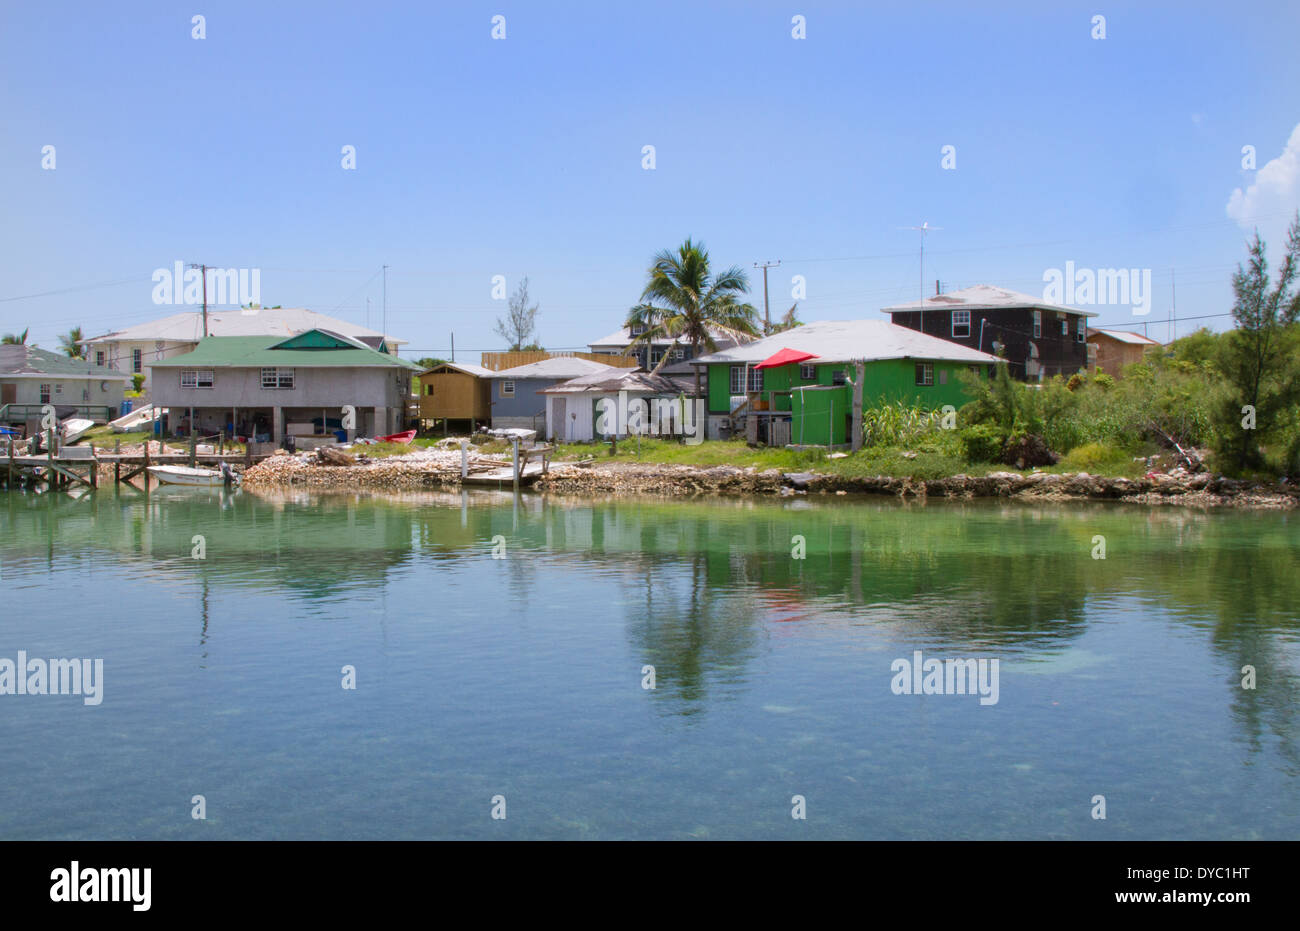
[
  {"left": 0, "top": 651, "right": 104, "bottom": 705},
  {"left": 595, "top": 390, "right": 705, "bottom": 445},
  {"left": 1043, "top": 261, "right": 1152, "bottom": 315},
  {"left": 151, "top": 261, "right": 261, "bottom": 306},
  {"left": 890, "top": 649, "right": 999, "bottom": 705}
]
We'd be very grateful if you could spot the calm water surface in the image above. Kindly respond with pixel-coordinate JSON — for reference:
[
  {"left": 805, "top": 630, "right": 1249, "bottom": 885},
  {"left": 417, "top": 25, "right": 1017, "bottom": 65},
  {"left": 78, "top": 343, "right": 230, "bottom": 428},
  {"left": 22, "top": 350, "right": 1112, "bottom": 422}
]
[{"left": 1, "top": 485, "right": 1297, "bottom": 839}]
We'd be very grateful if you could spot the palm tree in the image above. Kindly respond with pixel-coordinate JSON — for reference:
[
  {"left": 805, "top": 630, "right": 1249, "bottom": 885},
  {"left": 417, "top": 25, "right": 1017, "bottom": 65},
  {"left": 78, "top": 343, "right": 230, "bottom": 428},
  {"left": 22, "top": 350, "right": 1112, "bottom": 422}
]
[
  {"left": 1, "top": 328, "right": 28, "bottom": 345},
  {"left": 59, "top": 326, "right": 85, "bottom": 359},
  {"left": 769, "top": 303, "right": 802, "bottom": 333},
  {"left": 626, "top": 240, "right": 760, "bottom": 403}
]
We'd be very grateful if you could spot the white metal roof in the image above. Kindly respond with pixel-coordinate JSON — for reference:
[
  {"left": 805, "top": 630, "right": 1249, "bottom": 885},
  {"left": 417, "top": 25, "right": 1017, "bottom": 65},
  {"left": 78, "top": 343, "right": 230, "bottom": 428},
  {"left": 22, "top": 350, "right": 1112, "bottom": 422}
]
[
  {"left": 489, "top": 356, "right": 620, "bottom": 380},
  {"left": 1092, "top": 328, "right": 1160, "bottom": 345},
  {"left": 82, "top": 307, "right": 407, "bottom": 346},
  {"left": 881, "top": 284, "right": 1099, "bottom": 318},
  {"left": 423, "top": 361, "right": 495, "bottom": 378},
  {"left": 691, "top": 319, "right": 1005, "bottom": 366},
  {"left": 588, "top": 324, "right": 739, "bottom": 348}
]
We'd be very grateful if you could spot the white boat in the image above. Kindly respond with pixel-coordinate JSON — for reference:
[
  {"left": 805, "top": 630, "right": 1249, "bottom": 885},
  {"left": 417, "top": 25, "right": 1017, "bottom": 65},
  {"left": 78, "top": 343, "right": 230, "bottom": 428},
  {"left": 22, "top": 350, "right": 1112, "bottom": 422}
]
[
  {"left": 146, "top": 464, "right": 241, "bottom": 486},
  {"left": 60, "top": 419, "right": 95, "bottom": 444},
  {"left": 109, "top": 404, "right": 167, "bottom": 433}
]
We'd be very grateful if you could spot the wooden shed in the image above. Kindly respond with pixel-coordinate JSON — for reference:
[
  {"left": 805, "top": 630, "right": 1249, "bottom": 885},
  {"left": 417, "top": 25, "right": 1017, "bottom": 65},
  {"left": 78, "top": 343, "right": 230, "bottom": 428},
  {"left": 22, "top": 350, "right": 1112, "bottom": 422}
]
[{"left": 418, "top": 361, "right": 493, "bottom": 429}]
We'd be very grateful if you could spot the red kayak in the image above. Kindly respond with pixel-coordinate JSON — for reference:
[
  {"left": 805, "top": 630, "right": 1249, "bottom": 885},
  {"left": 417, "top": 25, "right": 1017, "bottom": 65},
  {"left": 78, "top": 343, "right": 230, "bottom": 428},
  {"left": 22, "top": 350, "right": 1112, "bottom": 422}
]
[{"left": 377, "top": 429, "right": 417, "bottom": 444}]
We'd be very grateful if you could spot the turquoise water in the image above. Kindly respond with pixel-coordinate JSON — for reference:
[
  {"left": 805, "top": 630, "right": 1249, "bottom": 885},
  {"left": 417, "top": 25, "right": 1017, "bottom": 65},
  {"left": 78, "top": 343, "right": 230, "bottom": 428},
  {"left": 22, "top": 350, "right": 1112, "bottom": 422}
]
[{"left": 0, "top": 485, "right": 1297, "bottom": 839}]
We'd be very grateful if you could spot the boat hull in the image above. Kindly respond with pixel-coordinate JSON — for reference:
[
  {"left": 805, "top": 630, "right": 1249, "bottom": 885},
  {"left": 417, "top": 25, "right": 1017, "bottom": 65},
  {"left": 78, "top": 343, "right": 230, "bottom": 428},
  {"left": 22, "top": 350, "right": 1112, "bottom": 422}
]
[{"left": 146, "top": 466, "right": 239, "bottom": 487}]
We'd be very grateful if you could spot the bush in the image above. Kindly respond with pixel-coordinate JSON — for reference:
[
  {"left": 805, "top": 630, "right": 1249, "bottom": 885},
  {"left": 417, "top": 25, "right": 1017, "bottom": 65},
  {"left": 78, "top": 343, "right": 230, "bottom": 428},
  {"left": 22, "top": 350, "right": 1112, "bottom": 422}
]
[
  {"left": 1058, "top": 442, "right": 1132, "bottom": 474},
  {"left": 959, "top": 424, "right": 1005, "bottom": 462}
]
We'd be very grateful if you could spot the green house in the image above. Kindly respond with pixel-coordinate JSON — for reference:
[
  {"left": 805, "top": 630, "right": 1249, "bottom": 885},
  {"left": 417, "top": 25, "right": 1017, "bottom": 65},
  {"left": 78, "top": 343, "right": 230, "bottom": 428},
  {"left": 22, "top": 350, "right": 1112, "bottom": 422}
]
[{"left": 692, "top": 319, "right": 1005, "bottom": 445}]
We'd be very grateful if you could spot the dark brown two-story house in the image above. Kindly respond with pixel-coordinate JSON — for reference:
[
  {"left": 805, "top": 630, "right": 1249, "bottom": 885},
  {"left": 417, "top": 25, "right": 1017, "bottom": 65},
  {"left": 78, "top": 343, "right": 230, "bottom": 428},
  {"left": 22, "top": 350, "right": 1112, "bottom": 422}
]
[{"left": 881, "top": 285, "right": 1096, "bottom": 380}]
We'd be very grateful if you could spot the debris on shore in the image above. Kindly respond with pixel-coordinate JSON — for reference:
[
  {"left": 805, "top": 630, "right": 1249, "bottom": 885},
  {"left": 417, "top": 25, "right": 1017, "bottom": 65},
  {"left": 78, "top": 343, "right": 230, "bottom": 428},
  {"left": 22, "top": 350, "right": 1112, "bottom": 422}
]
[{"left": 242, "top": 444, "right": 516, "bottom": 490}]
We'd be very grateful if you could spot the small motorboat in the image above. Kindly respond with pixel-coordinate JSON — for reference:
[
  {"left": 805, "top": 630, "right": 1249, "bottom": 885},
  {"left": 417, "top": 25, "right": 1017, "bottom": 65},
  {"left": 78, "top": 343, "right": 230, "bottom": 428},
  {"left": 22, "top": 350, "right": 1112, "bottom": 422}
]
[
  {"left": 60, "top": 419, "right": 96, "bottom": 444},
  {"left": 376, "top": 429, "right": 417, "bottom": 444},
  {"left": 147, "top": 463, "right": 241, "bottom": 487}
]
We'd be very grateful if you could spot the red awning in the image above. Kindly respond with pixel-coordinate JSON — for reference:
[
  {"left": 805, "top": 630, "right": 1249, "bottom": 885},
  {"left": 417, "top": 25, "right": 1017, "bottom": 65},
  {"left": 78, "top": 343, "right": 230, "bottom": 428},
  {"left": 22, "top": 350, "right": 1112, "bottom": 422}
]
[{"left": 753, "top": 347, "right": 819, "bottom": 370}]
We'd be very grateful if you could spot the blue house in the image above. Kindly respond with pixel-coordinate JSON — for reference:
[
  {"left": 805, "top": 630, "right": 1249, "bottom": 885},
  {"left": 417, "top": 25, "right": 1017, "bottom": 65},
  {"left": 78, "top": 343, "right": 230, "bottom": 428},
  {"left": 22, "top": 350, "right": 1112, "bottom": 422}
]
[{"left": 488, "top": 356, "right": 623, "bottom": 431}]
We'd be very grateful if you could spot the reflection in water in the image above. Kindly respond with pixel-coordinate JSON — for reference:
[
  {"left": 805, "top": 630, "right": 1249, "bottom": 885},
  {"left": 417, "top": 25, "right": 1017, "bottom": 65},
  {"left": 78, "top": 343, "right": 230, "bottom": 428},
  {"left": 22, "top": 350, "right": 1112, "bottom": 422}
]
[{"left": 0, "top": 486, "right": 1297, "bottom": 838}]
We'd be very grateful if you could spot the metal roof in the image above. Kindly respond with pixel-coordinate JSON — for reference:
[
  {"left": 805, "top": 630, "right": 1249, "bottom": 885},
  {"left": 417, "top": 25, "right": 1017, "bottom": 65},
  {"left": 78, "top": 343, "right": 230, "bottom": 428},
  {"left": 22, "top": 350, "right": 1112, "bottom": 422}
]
[
  {"left": 881, "top": 284, "right": 1099, "bottom": 318},
  {"left": 588, "top": 325, "right": 742, "bottom": 349},
  {"left": 82, "top": 307, "right": 407, "bottom": 346},
  {"left": 540, "top": 368, "right": 699, "bottom": 395},
  {"left": 691, "top": 319, "right": 1006, "bottom": 366},
  {"left": 421, "top": 361, "right": 496, "bottom": 378},
  {"left": 0, "top": 345, "right": 132, "bottom": 379},
  {"left": 150, "top": 334, "right": 423, "bottom": 370},
  {"left": 1091, "top": 328, "right": 1161, "bottom": 345},
  {"left": 489, "top": 356, "right": 620, "bottom": 380}
]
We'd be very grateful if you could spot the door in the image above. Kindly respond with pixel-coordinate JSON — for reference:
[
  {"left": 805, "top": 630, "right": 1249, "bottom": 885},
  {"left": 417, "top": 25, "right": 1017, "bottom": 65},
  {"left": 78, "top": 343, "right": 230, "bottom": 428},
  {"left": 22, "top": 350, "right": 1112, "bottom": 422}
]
[
  {"left": 1, "top": 384, "right": 14, "bottom": 406},
  {"left": 551, "top": 397, "right": 565, "bottom": 441}
]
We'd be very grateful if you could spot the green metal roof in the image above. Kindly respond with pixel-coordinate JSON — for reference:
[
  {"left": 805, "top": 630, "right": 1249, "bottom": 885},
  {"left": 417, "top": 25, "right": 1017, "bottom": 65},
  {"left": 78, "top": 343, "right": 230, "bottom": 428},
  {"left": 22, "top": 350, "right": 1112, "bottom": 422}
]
[
  {"left": 150, "top": 333, "right": 423, "bottom": 371},
  {"left": 0, "top": 345, "right": 132, "bottom": 379}
]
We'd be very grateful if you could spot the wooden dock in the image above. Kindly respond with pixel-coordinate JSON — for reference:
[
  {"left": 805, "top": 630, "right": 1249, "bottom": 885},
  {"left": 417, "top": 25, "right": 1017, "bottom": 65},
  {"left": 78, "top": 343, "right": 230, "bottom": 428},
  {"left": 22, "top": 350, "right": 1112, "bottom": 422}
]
[
  {"left": 457, "top": 440, "right": 553, "bottom": 489},
  {"left": 4, "top": 433, "right": 273, "bottom": 491}
]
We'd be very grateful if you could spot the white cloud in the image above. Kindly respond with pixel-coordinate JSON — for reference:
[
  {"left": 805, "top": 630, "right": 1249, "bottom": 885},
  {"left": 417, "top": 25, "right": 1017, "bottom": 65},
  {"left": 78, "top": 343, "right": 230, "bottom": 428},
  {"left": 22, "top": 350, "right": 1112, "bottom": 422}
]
[{"left": 1226, "top": 121, "right": 1300, "bottom": 249}]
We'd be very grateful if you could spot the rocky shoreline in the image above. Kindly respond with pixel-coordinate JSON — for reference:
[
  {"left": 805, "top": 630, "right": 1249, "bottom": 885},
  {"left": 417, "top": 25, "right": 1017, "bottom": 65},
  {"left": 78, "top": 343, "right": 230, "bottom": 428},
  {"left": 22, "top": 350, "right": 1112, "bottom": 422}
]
[
  {"left": 240, "top": 452, "right": 1299, "bottom": 509},
  {"left": 538, "top": 463, "right": 1299, "bottom": 508}
]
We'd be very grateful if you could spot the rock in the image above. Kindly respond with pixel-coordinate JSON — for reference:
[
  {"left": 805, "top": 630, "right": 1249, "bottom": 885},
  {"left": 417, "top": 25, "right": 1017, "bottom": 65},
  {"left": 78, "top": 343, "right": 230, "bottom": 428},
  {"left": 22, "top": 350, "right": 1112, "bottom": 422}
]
[{"left": 783, "top": 472, "right": 816, "bottom": 489}]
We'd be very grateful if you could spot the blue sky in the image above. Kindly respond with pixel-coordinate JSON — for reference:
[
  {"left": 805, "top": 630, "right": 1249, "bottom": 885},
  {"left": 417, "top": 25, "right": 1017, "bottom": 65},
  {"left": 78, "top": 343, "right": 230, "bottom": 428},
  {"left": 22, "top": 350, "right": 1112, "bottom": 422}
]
[{"left": 3, "top": 0, "right": 1299, "bottom": 361}]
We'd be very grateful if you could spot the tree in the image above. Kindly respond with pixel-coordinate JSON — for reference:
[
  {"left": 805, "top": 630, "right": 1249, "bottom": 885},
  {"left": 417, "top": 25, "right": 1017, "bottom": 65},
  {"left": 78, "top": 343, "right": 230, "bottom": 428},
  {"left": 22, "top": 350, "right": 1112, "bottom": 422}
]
[
  {"left": 2, "top": 328, "right": 28, "bottom": 345},
  {"left": 1214, "top": 212, "right": 1300, "bottom": 470},
  {"left": 413, "top": 357, "right": 447, "bottom": 370},
  {"left": 59, "top": 326, "right": 85, "bottom": 359},
  {"left": 769, "top": 303, "right": 802, "bottom": 333},
  {"left": 626, "top": 239, "right": 760, "bottom": 408},
  {"left": 494, "top": 277, "right": 540, "bottom": 350}
]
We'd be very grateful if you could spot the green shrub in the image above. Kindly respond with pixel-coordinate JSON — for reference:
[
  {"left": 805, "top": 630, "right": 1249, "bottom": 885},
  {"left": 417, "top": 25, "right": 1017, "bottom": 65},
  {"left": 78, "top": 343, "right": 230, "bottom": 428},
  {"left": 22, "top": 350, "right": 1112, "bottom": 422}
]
[
  {"left": 959, "top": 424, "right": 1005, "bottom": 462},
  {"left": 1058, "top": 442, "right": 1132, "bottom": 474}
]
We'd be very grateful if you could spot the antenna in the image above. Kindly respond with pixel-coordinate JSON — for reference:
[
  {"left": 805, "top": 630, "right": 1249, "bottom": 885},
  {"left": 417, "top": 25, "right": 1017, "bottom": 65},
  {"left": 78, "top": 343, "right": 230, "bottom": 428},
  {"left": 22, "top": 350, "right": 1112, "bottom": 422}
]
[{"left": 899, "top": 222, "right": 941, "bottom": 332}]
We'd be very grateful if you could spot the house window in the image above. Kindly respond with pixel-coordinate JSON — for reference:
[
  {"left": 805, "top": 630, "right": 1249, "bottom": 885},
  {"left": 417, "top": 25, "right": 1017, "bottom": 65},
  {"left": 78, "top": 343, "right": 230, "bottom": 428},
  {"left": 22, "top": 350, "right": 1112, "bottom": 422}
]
[
  {"left": 501, "top": 380, "right": 515, "bottom": 397},
  {"left": 629, "top": 325, "right": 646, "bottom": 336},
  {"left": 832, "top": 370, "right": 846, "bottom": 386},
  {"left": 54, "top": 384, "right": 62, "bottom": 394},
  {"left": 730, "top": 366, "right": 763, "bottom": 393},
  {"left": 132, "top": 349, "right": 143, "bottom": 373},
  {"left": 181, "top": 370, "right": 215, "bottom": 389},
  {"left": 951, "top": 310, "right": 971, "bottom": 338},
  {"left": 1061, "top": 318, "right": 1070, "bottom": 336},
  {"left": 672, "top": 349, "right": 685, "bottom": 360},
  {"left": 915, "top": 363, "right": 934, "bottom": 386},
  {"left": 39, "top": 384, "right": 50, "bottom": 403},
  {"left": 650, "top": 350, "right": 664, "bottom": 366},
  {"left": 1032, "top": 311, "right": 1042, "bottom": 339},
  {"left": 261, "top": 367, "right": 294, "bottom": 389},
  {"left": 95, "top": 351, "right": 105, "bottom": 367},
  {"left": 799, "top": 363, "right": 816, "bottom": 380},
  {"left": 1076, "top": 319, "right": 1087, "bottom": 342}
]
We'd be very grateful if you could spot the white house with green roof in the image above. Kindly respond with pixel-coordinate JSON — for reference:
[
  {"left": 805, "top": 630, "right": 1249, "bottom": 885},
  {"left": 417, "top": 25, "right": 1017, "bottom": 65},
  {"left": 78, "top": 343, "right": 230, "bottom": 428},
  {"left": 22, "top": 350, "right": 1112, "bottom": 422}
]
[{"left": 150, "top": 329, "right": 423, "bottom": 444}]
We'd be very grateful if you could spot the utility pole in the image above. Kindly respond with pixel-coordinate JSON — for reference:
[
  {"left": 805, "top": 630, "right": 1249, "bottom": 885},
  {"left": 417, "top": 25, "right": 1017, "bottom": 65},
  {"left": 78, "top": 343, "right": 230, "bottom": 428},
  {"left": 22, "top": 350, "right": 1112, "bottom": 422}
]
[
  {"left": 450, "top": 332, "right": 455, "bottom": 363},
  {"left": 1170, "top": 268, "right": 1176, "bottom": 343},
  {"left": 188, "top": 263, "right": 209, "bottom": 337},
  {"left": 382, "top": 265, "right": 389, "bottom": 343},
  {"left": 753, "top": 260, "right": 780, "bottom": 334}
]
